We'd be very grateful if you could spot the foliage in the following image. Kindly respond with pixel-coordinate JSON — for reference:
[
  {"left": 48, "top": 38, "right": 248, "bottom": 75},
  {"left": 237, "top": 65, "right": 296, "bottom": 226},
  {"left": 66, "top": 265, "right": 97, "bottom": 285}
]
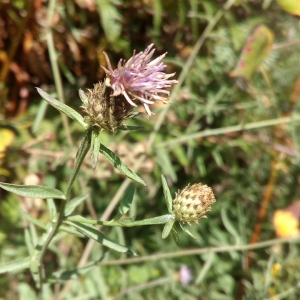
[{"left": 1, "top": 0, "right": 300, "bottom": 299}]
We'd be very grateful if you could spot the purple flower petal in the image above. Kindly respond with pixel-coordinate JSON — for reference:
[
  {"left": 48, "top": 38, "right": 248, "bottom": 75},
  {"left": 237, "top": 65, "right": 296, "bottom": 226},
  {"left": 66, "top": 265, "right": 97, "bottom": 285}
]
[{"left": 101, "top": 44, "right": 178, "bottom": 115}]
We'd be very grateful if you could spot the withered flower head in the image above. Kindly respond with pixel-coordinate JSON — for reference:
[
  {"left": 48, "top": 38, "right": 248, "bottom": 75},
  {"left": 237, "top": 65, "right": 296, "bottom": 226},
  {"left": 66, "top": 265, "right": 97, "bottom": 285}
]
[
  {"left": 80, "top": 82, "right": 137, "bottom": 132},
  {"left": 101, "top": 44, "right": 178, "bottom": 115},
  {"left": 172, "top": 183, "right": 216, "bottom": 225}
]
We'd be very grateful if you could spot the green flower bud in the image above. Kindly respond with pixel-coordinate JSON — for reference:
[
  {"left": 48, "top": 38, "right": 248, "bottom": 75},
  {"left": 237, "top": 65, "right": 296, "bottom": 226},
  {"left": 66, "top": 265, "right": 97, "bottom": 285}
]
[
  {"left": 172, "top": 183, "right": 216, "bottom": 224},
  {"left": 80, "top": 81, "right": 136, "bottom": 132}
]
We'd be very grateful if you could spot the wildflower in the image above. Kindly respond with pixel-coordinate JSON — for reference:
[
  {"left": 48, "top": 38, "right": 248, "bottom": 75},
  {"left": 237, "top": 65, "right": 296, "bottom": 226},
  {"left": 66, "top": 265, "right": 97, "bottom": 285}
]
[
  {"left": 172, "top": 183, "right": 216, "bottom": 225},
  {"left": 101, "top": 44, "right": 178, "bottom": 115},
  {"left": 80, "top": 82, "right": 137, "bottom": 132},
  {"left": 179, "top": 265, "right": 192, "bottom": 286}
]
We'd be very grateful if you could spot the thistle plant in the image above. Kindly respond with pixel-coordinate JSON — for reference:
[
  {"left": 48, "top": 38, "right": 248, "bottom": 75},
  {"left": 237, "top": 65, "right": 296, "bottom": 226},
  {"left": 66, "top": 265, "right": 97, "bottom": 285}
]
[{"left": 0, "top": 45, "right": 215, "bottom": 290}]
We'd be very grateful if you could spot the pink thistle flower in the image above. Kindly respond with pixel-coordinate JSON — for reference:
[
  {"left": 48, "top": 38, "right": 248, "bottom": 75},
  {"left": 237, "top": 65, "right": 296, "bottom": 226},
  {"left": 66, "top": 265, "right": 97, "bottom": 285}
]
[
  {"left": 101, "top": 44, "right": 178, "bottom": 115},
  {"left": 179, "top": 265, "right": 192, "bottom": 286}
]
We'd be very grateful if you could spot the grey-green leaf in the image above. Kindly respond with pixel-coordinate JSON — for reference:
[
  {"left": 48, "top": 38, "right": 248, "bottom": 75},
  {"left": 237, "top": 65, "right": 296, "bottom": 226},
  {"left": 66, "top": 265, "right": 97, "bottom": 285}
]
[
  {"left": 65, "top": 194, "right": 89, "bottom": 216},
  {"left": 0, "top": 257, "right": 31, "bottom": 274},
  {"left": 161, "top": 174, "right": 173, "bottom": 214},
  {"left": 179, "top": 223, "right": 199, "bottom": 242},
  {"left": 0, "top": 182, "right": 66, "bottom": 200},
  {"left": 91, "top": 130, "right": 101, "bottom": 169},
  {"left": 100, "top": 143, "right": 146, "bottom": 186},
  {"left": 65, "top": 221, "right": 137, "bottom": 256},
  {"left": 36, "top": 87, "right": 87, "bottom": 128},
  {"left": 162, "top": 220, "right": 175, "bottom": 239},
  {"left": 96, "top": 0, "right": 122, "bottom": 43},
  {"left": 114, "top": 185, "right": 135, "bottom": 219},
  {"left": 118, "top": 214, "right": 173, "bottom": 226}
]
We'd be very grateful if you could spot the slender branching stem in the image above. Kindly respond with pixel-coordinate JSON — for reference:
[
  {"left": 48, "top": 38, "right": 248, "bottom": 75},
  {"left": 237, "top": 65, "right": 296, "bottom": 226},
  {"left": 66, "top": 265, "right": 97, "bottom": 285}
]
[{"left": 37, "top": 128, "right": 92, "bottom": 289}]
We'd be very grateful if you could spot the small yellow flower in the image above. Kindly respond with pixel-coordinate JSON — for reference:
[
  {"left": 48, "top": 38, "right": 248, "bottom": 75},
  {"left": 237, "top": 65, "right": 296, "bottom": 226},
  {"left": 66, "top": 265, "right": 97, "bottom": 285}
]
[{"left": 272, "top": 209, "right": 299, "bottom": 238}]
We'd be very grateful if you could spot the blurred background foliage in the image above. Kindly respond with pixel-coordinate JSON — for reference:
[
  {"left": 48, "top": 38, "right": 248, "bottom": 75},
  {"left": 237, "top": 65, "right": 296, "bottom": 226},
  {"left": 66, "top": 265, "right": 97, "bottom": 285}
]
[{"left": 1, "top": 0, "right": 300, "bottom": 299}]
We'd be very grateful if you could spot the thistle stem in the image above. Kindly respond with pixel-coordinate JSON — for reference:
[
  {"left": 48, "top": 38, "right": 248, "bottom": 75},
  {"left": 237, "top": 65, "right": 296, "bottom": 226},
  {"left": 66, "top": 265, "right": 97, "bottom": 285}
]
[{"left": 37, "top": 129, "right": 92, "bottom": 289}]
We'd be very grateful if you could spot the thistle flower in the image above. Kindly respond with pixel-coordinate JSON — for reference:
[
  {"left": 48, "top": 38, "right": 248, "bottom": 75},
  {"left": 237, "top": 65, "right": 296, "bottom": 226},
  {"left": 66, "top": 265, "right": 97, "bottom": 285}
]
[
  {"left": 179, "top": 265, "right": 192, "bottom": 286},
  {"left": 80, "top": 82, "right": 137, "bottom": 132},
  {"left": 172, "top": 183, "right": 216, "bottom": 225},
  {"left": 101, "top": 44, "right": 178, "bottom": 115}
]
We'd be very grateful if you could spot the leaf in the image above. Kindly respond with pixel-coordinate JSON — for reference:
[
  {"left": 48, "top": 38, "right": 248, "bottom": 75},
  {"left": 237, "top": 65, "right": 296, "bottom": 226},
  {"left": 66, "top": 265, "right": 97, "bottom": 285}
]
[
  {"left": 21, "top": 211, "right": 47, "bottom": 230},
  {"left": 114, "top": 185, "right": 135, "bottom": 219},
  {"left": 78, "top": 89, "right": 88, "bottom": 106},
  {"left": 91, "top": 129, "right": 101, "bottom": 169},
  {"left": 0, "top": 257, "right": 31, "bottom": 274},
  {"left": 179, "top": 223, "right": 199, "bottom": 242},
  {"left": 49, "top": 258, "right": 103, "bottom": 281},
  {"left": 65, "top": 194, "right": 89, "bottom": 216},
  {"left": 24, "top": 229, "right": 34, "bottom": 256},
  {"left": 31, "top": 100, "right": 48, "bottom": 134},
  {"left": 65, "top": 221, "right": 137, "bottom": 255},
  {"left": 162, "top": 220, "right": 175, "bottom": 239},
  {"left": 96, "top": 0, "right": 122, "bottom": 43},
  {"left": 276, "top": 0, "right": 300, "bottom": 16},
  {"left": 230, "top": 25, "right": 274, "bottom": 80},
  {"left": 36, "top": 88, "right": 87, "bottom": 129},
  {"left": 161, "top": 174, "right": 173, "bottom": 214},
  {"left": 118, "top": 125, "right": 144, "bottom": 131},
  {"left": 156, "top": 147, "right": 177, "bottom": 181},
  {"left": 47, "top": 198, "right": 57, "bottom": 220},
  {"left": 172, "top": 227, "right": 180, "bottom": 247},
  {"left": 99, "top": 143, "right": 146, "bottom": 186},
  {"left": 0, "top": 182, "right": 66, "bottom": 200},
  {"left": 118, "top": 214, "right": 173, "bottom": 226}
]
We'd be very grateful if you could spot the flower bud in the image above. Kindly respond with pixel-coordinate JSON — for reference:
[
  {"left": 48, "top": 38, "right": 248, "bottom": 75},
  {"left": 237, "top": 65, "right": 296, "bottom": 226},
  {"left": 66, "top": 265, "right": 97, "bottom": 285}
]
[
  {"left": 172, "top": 183, "right": 216, "bottom": 224},
  {"left": 80, "top": 82, "right": 136, "bottom": 132}
]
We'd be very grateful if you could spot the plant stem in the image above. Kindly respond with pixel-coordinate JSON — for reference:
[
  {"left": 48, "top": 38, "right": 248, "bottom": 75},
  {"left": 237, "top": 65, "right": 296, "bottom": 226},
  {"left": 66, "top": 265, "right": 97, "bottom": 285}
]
[
  {"left": 65, "top": 214, "right": 174, "bottom": 227},
  {"left": 37, "top": 129, "right": 92, "bottom": 288}
]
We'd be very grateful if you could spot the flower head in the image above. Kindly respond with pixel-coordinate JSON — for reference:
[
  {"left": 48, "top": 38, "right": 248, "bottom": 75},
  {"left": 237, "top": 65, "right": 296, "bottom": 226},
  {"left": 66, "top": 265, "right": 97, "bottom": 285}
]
[
  {"left": 79, "top": 82, "right": 137, "bottom": 132},
  {"left": 179, "top": 265, "right": 193, "bottom": 286},
  {"left": 101, "top": 44, "right": 178, "bottom": 115},
  {"left": 172, "top": 183, "right": 216, "bottom": 225}
]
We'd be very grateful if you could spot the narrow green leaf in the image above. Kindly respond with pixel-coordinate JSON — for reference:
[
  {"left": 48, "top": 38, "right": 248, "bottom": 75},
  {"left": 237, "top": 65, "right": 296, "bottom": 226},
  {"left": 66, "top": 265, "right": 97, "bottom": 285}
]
[
  {"left": 221, "top": 208, "right": 242, "bottom": 245},
  {"left": 65, "top": 130, "right": 91, "bottom": 198},
  {"left": 49, "top": 257, "right": 104, "bottom": 281},
  {"left": 59, "top": 225, "right": 85, "bottom": 238},
  {"left": 24, "top": 229, "right": 34, "bottom": 256},
  {"left": 179, "top": 223, "right": 199, "bottom": 242},
  {"left": 100, "top": 143, "right": 146, "bottom": 186},
  {"left": 156, "top": 148, "right": 177, "bottom": 181},
  {"left": 162, "top": 220, "right": 175, "bottom": 239},
  {"left": 172, "top": 228, "right": 180, "bottom": 247},
  {"left": 65, "top": 215, "right": 97, "bottom": 225},
  {"left": 21, "top": 211, "right": 47, "bottom": 230},
  {"left": 118, "top": 125, "right": 143, "bottom": 131},
  {"left": 36, "top": 88, "right": 87, "bottom": 128},
  {"left": 161, "top": 175, "right": 173, "bottom": 214},
  {"left": 32, "top": 100, "right": 48, "bottom": 134},
  {"left": 0, "top": 182, "right": 66, "bottom": 200},
  {"left": 230, "top": 25, "right": 274, "bottom": 80},
  {"left": 47, "top": 198, "right": 57, "bottom": 220},
  {"left": 118, "top": 214, "right": 173, "bottom": 226},
  {"left": 91, "top": 130, "right": 101, "bottom": 169},
  {"left": 96, "top": 0, "right": 122, "bottom": 43},
  {"left": 65, "top": 194, "right": 89, "bottom": 216},
  {"left": 0, "top": 257, "right": 31, "bottom": 274},
  {"left": 65, "top": 221, "right": 137, "bottom": 256},
  {"left": 114, "top": 185, "right": 135, "bottom": 219}
]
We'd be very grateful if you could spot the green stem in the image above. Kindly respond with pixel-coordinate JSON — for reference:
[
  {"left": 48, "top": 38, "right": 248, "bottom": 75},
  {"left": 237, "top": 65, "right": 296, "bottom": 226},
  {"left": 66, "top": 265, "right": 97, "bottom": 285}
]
[
  {"left": 37, "top": 129, "right": 91, "bottom": 287},
  {"left": 65, "top": 214, "right": 174, "bottom": 227},
  {"left": 46, "top": 0, "right": 73, "bottom": 146}
]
